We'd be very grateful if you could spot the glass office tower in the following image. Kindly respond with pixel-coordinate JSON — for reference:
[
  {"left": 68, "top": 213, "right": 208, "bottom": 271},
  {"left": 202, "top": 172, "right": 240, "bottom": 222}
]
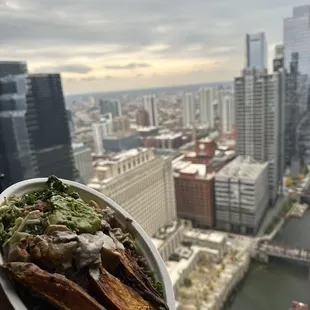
[
  {"left": 26, "top": 74, "right": 79, "bottom": 181},
  {"left": 245, "top": 32, "right": 267, "bottom": 69},
  {"left": 284, "top": 5, "right": 310, "bottom": 77},
  {"left": 0, "top": 62, "right": 38, "bottom": 188}
]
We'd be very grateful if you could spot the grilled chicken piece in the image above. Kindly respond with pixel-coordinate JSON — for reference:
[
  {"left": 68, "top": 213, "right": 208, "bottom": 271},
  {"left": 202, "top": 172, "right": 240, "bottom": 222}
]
[
  {"left": 89, "top": 265, "right": 154, "bottom": 310},
  {"left": 100, "top": 247, "right": 168, "bottom": 310},
  {"left": 2, "top": 262, "right": 107, "bottom": 310},
  {"left": 29, "top": 234, "right": 78, "bottom": 271}
]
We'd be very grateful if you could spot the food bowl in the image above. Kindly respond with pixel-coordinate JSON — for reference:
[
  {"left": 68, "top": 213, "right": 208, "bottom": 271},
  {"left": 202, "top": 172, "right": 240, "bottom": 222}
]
[{"left": 0, "top": 178, "right": 176, "bottom": 310}]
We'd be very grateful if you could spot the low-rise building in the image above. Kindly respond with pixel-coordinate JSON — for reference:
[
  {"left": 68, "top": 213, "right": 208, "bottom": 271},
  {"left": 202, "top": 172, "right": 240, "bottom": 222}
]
[
  {"left": 88, "top": 148, "right": 177, "bottom": 236},
  {"left": 183, "top": 230, "right": 227, "bottom": 259},
  {"left": 215, "top": 156, "right": 269, "bottom": 234},
  {"left": 137, "top": 126, "right": 159, "bottom": 138},
  {"left": 102, "top": 131, "right": 141, "bottom": 152},
  {"left": 152, "top": 220, "right": 191, "bottom": 261}
]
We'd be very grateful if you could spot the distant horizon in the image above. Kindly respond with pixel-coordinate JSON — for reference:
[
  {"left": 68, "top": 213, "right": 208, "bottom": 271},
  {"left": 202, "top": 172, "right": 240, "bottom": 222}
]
[{"left": 65, "top": 80, "right": 233, "bottom": 98}]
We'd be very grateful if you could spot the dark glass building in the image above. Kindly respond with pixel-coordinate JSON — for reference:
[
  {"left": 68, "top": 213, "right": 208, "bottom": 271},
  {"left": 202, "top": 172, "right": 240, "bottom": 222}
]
[
  {"left": 102, "top": 132, "right": 141, "bottom": 152},
  {"left": 99, "top": 99, "right": 121, "bottom": 118},
  {"left": 26, "top": 74, "right": 78, "bottom": 180},
  {"left": 0, "top": 61, "right": 38, "bottom": 188}
]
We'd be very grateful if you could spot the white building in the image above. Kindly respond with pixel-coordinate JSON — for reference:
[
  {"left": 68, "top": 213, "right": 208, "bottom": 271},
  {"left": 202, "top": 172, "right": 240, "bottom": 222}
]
[
  {"left": 88, "top": 148, "right": 177, "bottom": 236},
  {"left": 143, "top": 95, "right": 158, "bottom": 127},
  {"left": 221, "top": 94, "right": 235, "bottom": 134},
  {"left": 182, "top": 92, "right": 196, "bottom": 128},
  {"left": 92, "top": 116, "right": 113, "bottom": 154},
  {"left": 199, "top": 88, "right": 215, "bottom": 128},
  {"left": 215, "top": 156, "right": 269, "bottom": 234},
  {"left": 72, "top": 143, "right": 93, "bottom": 184},
  {"left": 235, "top": 67, "right": 285, "bottom": 204}
]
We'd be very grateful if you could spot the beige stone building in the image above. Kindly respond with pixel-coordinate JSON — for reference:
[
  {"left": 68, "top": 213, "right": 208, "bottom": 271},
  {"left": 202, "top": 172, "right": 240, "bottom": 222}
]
[{"left": 88, "top": 148, "right": 177, "bottom": 236}]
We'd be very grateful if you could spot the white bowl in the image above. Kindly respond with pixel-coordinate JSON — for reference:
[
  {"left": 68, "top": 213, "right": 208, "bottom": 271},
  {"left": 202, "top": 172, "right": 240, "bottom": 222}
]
[{"left": 0, "top": 178, "right": 176, "bottom": 310}]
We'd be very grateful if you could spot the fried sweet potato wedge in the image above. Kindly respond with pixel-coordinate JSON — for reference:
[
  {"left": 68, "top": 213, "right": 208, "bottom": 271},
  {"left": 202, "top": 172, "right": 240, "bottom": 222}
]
[
  {"left": 2, "top": 262, "right": 106, "bottom": 310},
  {"left": 101, "top": 248, "right": 168, "bottom": 310},
  {"left": 89, "top": 265, "right": 155, "bottom": 310}
]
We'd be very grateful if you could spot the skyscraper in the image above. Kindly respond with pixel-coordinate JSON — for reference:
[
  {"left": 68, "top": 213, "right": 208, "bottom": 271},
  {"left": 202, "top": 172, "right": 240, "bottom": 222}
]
[
  {"left": 221, "top": 94, "right": 235, "bottom": 134},
  {"left": 143, "top": 95, "right": 158, "bottom": 127},
  {"left": 199, "top": 88, "right": 215, "bottom": 128},
  {"left": 92, "top": 116, "right": 113, "bottom": 154},
  {"left": 26, "top": 74, "right": 78, "bottom": 180},
  {"left": 99, "top": 99, "right": 122, "bottom": 118},
  {"left": 0, "top": 62, "right": 38, "bottom": 188},
  {"left": 245, "top": 32, "right": 267, "bottom": 69},
  {"left": 235, "top": 67, "right": 285, "bottom": 203},
  {"left": 284, "top": 5, "right": 310, "bottom": 77},
  {"left": 182, "top": 92, "right": 196, "bottom": 128}
]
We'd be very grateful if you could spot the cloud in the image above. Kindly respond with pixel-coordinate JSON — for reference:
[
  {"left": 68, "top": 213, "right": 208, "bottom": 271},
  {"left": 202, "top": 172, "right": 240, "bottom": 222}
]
[
  {"left": 0, "top": 0, "right": 299, "bottom": 92},
  {"left": 104, "top": 63, "right": 151, "bottom": 70},
  {"left": 33, "top": 64, "right": 92, "bottom": 74}
]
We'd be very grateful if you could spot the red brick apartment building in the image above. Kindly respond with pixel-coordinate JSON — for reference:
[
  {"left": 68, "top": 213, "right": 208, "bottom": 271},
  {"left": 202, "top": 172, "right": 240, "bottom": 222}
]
[{"left": 173, "top": 138, "right": 235, "bottom": 228}]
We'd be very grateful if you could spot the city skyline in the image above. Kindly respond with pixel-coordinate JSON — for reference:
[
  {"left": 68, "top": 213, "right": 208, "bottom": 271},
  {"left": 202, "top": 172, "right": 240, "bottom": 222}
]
[{"left": 0, "top": 0, "right": 301, "bottom": 93}]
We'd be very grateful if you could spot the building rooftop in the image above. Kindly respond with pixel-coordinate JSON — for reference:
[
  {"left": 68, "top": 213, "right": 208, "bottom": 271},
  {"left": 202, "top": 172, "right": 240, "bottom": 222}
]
[
  {"left": 184, "top": 230, "right": 226, "bottom": 244},
  {"left": 216, "top": 156, "right": 268, "bottom": 180},
  {"left": 173, "top": 160, "right": 215, "bottom": 180},
  {"left": 166, "top": 245, "right": 219, "bottom": 286},
  {"left": 137, "top": 126, "right": 158, "bottom": 132},
  {"left": 154, "top": 132, "right": 183, "bottom": 140}
]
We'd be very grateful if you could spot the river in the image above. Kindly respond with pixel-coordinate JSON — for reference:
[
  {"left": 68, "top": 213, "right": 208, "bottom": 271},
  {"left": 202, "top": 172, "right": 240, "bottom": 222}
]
[{"left": 224, "top": 210, "right": 310, "bottom": 310}]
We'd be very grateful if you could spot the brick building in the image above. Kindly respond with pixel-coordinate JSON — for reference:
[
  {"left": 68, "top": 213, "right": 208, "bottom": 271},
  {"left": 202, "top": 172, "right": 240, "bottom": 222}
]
[{"left": 173, "top": 139, "right": 235, "bottom": 228}]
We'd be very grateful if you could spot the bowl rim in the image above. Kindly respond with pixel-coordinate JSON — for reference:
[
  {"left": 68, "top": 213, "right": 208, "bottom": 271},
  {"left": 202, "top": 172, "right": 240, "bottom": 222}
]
[{"left": 0, "top": 178, "right": 176, "bottom": 310}]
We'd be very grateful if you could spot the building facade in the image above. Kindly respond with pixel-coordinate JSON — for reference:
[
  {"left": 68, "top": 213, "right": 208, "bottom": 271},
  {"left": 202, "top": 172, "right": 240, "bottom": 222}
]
[
  {"left": 102, "top": 132, "right": 141, "bottom": 153},
  {"left": 221, "top": 94, "right": 235, "bottom": 134},
  {"left": 235, "top": 67, "right": 285, "bottom": 203},
  {"left": 0, "top": 61, "right": 38, "bottom": 188},
  {"left": 245, "top": 32, "right": 267, "bottom": 69},
  {"left": 99, "top": 99, "right": 121, "bottom": 118},
  {"left": 284, "top": 5, "right": 310, "bottom": 77},
  {"left": 215, "top": 156, "right": 269, "bottom": 234},
  {"left": 199, "top": 88, "right": 215, "bottom": 128},
  {"left": 143, "top": 95, "right": 158, "bottom": 127},
  {"left": 173, "top": 139, "right": 235, "bottom": 228},
  {"left": 26, "top": 74, "right": 78, "bottom": 181},
  {"left": 72, "top": 143, "right": 93, "bottom": 184},
  {"left": 88, "top": 148, "right": 177, "bottom": 236},
  {"left": 136, "top": 108, "right": 150, "bottom": 127},
  {"left": 182, "top": 93, "right": 196, "bottom": 128},
  {"left": 92, "top": 117, "right": 113, "bottom": 154},
  {"left": 112, "top": 116, "right": 130, "bottom": 132}
]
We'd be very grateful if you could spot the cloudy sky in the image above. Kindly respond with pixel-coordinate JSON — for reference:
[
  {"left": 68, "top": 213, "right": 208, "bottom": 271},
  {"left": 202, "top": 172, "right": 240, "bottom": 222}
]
[{"left": 0, "top": 0, "right": 304, "bottom": 94}]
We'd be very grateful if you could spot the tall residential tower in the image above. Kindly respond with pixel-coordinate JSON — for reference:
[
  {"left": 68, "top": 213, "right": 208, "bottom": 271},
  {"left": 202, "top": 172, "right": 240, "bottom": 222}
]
[
  {"left": 143, "top": 95, "right": 158, "bottom": 127},
  {"left": 235, "top": 68, "right": 285, "bottom": 203},
  {"left": 199, "top": 88, "right": 215, "bottom": 128},
  {"left": 182, "top": 92, "right": 196, "bottom": 128}
]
